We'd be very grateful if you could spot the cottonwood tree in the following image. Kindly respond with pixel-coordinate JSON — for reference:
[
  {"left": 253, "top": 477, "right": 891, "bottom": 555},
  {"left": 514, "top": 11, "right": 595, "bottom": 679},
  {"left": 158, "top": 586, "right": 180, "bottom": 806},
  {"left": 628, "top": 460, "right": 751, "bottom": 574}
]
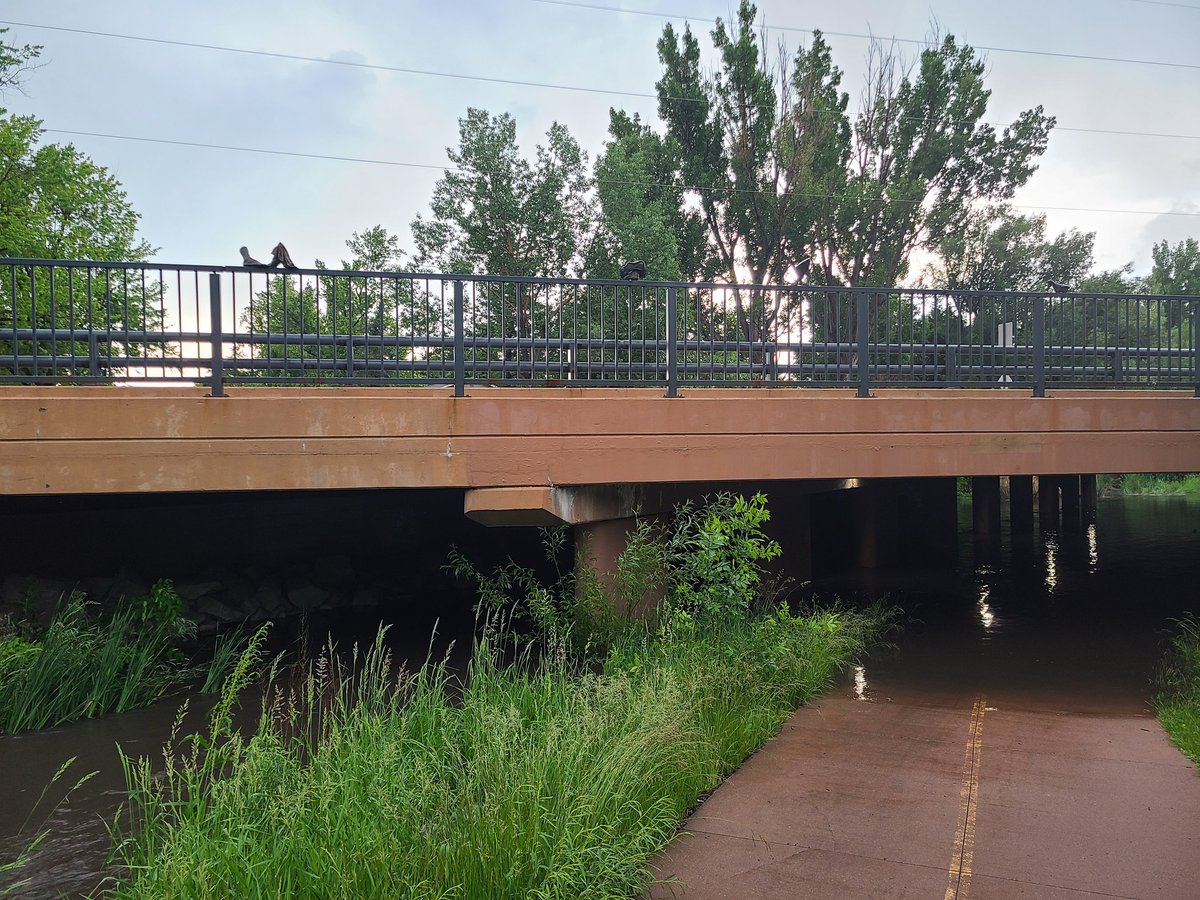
[
  {"left": 653, "top": 5, "right": 1055, "bottom": 361},
  {"left": 656, "top": 4, "right": 848, "bottom": 344},
  {"left": 1, "top": 30, "right": 159, "bottom": 379},
  {"left": 412, "top": 109, "right": 595, "bottom": 373}
]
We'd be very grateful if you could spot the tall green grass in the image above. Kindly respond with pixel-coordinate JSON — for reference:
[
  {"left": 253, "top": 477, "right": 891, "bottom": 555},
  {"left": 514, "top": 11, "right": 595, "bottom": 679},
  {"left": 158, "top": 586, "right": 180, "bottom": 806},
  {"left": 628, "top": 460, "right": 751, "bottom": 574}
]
[
  {"left": 1156, "top": 617, "right": 1200, "bottom": 765},
  {"left": 0, "top": 594, "right": 192, "bottom": 734},
  {"left": 106, "top": 493, "right": 889, "bottom": 898},
  {"left": 108, "top": 605, "right": 884, "bottom": 899},
  {"left": 1100, "top": 473, "right": 1200, "bottom": 496}
]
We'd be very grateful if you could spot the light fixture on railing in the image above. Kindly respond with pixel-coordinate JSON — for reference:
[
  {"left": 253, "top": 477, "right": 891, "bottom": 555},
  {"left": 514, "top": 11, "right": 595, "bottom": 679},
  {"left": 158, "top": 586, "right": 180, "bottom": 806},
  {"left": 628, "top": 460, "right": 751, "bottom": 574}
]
[{"left": 619, "top": 260, "right": 647, "bottom": 281}]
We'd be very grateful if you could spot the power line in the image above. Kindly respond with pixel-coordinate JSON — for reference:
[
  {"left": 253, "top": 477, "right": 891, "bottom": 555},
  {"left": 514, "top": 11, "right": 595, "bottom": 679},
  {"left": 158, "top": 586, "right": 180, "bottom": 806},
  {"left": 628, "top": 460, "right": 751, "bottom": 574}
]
[
  {"left": 530, "top": 0, "right": 1200, "bottom": 70},
  {"left": 1122, "top": 0, "right": 1200, "bottom": 9},
  {"left": 4, "top": 19, "right": 1199, "bottom": 142},
  {"left": 46, "top": 128, "right": 1200, "bottom": 218}
]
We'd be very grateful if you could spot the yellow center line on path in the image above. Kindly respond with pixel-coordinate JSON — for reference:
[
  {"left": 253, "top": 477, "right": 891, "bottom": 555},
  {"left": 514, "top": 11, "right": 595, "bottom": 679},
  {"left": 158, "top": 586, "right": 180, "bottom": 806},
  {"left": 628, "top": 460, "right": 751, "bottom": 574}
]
[{"left": 945, "top": 696, "right": 987, "bottom": 900}]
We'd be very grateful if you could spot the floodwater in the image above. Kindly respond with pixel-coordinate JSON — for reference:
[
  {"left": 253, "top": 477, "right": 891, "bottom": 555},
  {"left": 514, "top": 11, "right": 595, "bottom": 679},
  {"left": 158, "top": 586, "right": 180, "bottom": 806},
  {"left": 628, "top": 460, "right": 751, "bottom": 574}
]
[
  {"left": 2, "top": 495, "right": 1198, "bottom": 897},
  {"left": 816, "top": 494, "right": 1200, "bottom": 716},
  {"left": 0, "top": 605, "right": 476, "bottom": 898}
]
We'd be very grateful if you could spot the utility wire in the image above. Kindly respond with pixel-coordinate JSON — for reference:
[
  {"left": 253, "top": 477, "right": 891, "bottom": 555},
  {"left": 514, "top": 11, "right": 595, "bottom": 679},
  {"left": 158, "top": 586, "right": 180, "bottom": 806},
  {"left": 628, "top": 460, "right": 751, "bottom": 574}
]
[
  {"left": 3, "top": 19, "right": 1198, "bottom": 142},
  {"left": 46, "top": 127, "right": 1200, "bottom": 218},
  {"left": 530, "top": 0, "right": 1200, "bottom": 70}
]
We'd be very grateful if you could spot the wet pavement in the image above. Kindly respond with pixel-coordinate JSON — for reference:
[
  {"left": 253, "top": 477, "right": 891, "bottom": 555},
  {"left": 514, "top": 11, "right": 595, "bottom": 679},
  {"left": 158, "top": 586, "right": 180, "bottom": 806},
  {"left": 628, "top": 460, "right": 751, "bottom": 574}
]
[{"left": 651, "top": 495, "right": 1200, "bottom": 899}]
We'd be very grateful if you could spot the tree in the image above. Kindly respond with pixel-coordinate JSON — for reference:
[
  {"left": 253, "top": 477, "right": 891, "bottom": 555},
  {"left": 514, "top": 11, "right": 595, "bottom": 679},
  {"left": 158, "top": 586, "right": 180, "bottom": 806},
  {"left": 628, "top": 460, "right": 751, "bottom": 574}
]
[
  {"left": 240, "top": 226, "right": 438, "bottom": 380},
  {"left": 656, "top": 4, "right": 848, "bottom": 343},
  {"left": 412, "top": 109, "right": 595, "bottom": 376},
  {"left": 1147, "top": 238, "right": 1199, "bottom": 297},
  {"left": 588, "top": 110, "right": 708, "bottom": 283},
  {"left": 412, "top": 108, "right": 592, "bottom": 278},
  {"left": 1, "top": 30, "right": 159, "bottom": 380},
  {"left": 931, "top": 206, "right": 1094, "bottom": 294}
]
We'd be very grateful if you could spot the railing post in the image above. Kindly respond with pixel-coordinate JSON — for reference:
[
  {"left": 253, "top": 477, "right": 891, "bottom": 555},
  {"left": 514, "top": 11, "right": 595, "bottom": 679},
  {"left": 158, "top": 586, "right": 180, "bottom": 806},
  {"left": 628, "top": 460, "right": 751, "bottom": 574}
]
[
  {"left": 88, "top": 332, "right": 99, "bottom": 378},
  {"left": 1032, "top": 293, "right": 1045, "bottom": 398},
  {"left": 666, "top": 286, "right": 678, "bottom": 398},
  {"left": 208, "top": 273, "right": 224, "bottom": 398},
  {"left": 1193, "top": 300, "right": 1198, "bottom": 397},
  {"left": 856, "top": 290, "right": 870, "bottom": 397},
  {"left": 453, "top": 280, "right": 465, "bottom": 398}
]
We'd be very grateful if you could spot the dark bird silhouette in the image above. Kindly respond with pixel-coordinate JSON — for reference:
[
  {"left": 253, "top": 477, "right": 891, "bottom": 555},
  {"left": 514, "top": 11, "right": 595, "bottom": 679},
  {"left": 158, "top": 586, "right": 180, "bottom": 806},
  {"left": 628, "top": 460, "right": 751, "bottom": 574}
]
[
  {"left": 619, "top": 260, "right": 647, "bottom": 281},
  {"left": 1047, "top": 278, "right": 1070, "bottom": 294},
  {"left": 239, "top": 246, "right": 266, "bottom": 267},
  {"left": 268, "top": 242, "right": 298, "bottom": 269},
  {"left": 795, "top": 255, "right": 812, "bottom": 279}
]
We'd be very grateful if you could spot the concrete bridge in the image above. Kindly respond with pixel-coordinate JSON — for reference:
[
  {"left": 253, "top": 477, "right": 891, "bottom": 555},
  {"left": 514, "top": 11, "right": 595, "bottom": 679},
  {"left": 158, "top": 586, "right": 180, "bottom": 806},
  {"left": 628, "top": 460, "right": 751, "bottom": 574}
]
[{"left": 2, "top": 259, "right": 1198, "bottom": 578}]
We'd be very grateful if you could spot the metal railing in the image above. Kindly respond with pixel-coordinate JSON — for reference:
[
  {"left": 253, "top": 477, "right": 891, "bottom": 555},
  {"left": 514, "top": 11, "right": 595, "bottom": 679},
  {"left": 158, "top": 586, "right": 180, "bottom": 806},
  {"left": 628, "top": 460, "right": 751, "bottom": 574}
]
[{"left": 2, "top": 258, "right": 1197, "bottom": 397}]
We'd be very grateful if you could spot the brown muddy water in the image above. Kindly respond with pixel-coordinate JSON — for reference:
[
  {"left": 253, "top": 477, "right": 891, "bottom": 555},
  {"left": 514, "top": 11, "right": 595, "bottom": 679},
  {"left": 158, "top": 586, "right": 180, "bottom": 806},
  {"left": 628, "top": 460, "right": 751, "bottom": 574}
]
[{"left": 2, "top": 495, "right": 1198, "bottom": 897}]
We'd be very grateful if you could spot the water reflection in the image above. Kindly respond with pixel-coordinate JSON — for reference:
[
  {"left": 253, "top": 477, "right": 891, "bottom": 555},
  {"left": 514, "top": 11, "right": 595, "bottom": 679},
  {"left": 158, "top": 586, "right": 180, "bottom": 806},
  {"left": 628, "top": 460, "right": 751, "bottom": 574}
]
[
  {"left": 977, "top": 585, "right": 996, "bottom": 632},
  {"left": 853, "top": 665, "right": 871, "bottom": 702},
  {"left": 1044, "top": 535, "right": 1059, "bottom": 591},
  {"left": 1087, "top": 523, "right": 1099, "bottom": 571}
]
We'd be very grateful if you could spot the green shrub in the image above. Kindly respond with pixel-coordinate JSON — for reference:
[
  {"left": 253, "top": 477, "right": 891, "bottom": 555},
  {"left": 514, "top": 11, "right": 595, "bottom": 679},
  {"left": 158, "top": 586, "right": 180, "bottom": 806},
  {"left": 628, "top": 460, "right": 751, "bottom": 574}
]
[
  {"left": 667, "top": 492, "right": 781, "bottom": 621},
  {"left": 1157, "top": 616, "right": 1200, "bottom": 764},
  {"left": 0, "top": 582, "right": 196, "bottom": 734}
]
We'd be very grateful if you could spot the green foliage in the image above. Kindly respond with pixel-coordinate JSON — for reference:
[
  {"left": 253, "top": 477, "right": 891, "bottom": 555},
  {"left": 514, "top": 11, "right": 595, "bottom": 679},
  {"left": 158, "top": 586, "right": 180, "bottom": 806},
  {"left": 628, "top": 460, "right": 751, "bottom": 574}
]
[
  {"left": 106, "top": 600, "right": 887, "bottom": 899},
  {"left": 1, "top": 30, "right": 159, "bottom": 381},
  {"left": 1148, "top": 238, "right": 1200, "bottom": 297},
  {"left": 125, "top": 578, "right": 184, "bottom": 626},
  {"left": 0, "top": 634, "right": 41, "bottom": 683},
  {"left": 1156, "top": 617, "right": 1200, "bottom": 765},
  {"left": 667, "top": 492, "right": 781, "bottom": 620},
  {"left": 0, "top": 584, "right": 196, "bottom": 733},
  {"left": 1106, "top": 473, "right": 1200, "bottom": 496},
  {"left": 412, "top": 109, "right": 593, "bottom": 278},
  {"left": 931, "top": 206, "right": 1094, "bottom": 293}
]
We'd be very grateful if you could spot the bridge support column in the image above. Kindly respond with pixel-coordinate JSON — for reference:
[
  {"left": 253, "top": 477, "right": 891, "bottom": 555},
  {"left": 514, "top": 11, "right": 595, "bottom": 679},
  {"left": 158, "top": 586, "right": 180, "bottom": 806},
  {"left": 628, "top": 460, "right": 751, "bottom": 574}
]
[
  {"left": 1038, "top": 476, "right": 1060, "bottom": 532},
  {"left": 1080, "top": 474, "right": 1098, "bottom": 522},
  {"left": 1009, "top": 475, "right": 1035, "bottom": 538},
  {"left": 1060, "top": 475, "right": 1081, "bottom": 531},
  {"left": 904, "top": 477, "right": 959, "bottom": 566},
  {"left": 972, "top": 476, "right": 1002, "bottom": 566},
  {"left": 573, "top": 516, "right": 662, "bottom": 617},
  {"left": 854, "top": 479, "right": 899, "bottom": 570}
]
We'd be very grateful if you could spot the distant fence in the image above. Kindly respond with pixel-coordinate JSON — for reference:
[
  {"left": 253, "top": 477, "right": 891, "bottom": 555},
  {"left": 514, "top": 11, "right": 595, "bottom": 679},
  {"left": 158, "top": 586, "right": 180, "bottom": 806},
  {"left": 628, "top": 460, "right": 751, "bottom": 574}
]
[{"left": 2, "top": 259, "right": 1196, "bottom": 397}]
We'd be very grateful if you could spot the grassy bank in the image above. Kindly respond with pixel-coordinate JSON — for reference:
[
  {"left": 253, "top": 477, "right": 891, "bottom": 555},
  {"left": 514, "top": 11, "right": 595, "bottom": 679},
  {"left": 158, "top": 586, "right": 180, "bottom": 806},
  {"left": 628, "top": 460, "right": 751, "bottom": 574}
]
[
  {"left": 1099, "top": 473, "right": 1200, "bottom": 497},
  {"left": 1157, "top": 617, "right": 1200, "bottom": 766},
  {"left": 107, "top": 495, "right": 888, "bottom": 898}
]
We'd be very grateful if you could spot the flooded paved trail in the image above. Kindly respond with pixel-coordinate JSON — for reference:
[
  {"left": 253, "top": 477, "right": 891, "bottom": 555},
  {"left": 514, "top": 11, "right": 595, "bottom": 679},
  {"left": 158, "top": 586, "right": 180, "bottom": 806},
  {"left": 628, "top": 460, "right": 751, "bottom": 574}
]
[{"left": 652, "top": 495, "right": 1200, "bottom": 899}]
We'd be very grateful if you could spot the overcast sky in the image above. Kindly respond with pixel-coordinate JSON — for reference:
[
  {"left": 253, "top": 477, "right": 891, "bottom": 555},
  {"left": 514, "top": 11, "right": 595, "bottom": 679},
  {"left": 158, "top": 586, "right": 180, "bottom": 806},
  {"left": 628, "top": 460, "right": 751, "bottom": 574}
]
[{"left": 2, "top": 0, "right": 1197, "bottom": 277}]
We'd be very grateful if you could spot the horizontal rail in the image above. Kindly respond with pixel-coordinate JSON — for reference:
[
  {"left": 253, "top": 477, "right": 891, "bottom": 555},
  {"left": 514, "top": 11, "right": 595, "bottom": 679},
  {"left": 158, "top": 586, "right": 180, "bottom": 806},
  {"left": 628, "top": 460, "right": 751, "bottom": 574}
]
[{"left": 2, "top": 258, "right": 1196, "bottom": 396}]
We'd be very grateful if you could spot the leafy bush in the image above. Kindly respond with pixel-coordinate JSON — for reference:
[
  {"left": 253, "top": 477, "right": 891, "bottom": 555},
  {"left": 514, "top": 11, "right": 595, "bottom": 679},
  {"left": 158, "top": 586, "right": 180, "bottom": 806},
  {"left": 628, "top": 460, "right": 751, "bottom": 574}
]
[{"left": 666, "top": 492, "right": 781, "bottom": 621}]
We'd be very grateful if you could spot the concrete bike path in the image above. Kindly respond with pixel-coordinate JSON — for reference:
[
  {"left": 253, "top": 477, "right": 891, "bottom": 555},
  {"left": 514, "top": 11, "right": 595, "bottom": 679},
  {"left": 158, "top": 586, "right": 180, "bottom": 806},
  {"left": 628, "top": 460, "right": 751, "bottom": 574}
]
[{"left": 649, "top": 696, "right": 1200, "bottom": 899}]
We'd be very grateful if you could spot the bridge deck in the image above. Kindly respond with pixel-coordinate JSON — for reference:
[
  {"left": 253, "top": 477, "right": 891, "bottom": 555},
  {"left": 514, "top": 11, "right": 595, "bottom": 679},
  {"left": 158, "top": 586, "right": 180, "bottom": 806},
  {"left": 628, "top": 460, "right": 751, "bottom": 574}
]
[{"left": 1, "top": 387, "right": 1197, "bottom": 495}]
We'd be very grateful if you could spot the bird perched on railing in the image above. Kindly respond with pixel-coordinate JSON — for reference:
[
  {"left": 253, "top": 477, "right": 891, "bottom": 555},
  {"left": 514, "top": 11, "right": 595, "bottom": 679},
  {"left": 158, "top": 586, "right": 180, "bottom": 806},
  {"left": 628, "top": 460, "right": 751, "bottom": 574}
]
[
  {"left": 239, "top": 246, "right": 266, "bottom": 267},
  {"left": 619, "top": 260, "right": 647, "bottom": 281},
  {"left": 239, "top": 243, "right": 299, "bottom": 269},
  {"left": 1047, "top": 279, "right": 1070, "bottom": 294},
  {"left": 268, "top": 242, "right": 297, "bottom": 269}
]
